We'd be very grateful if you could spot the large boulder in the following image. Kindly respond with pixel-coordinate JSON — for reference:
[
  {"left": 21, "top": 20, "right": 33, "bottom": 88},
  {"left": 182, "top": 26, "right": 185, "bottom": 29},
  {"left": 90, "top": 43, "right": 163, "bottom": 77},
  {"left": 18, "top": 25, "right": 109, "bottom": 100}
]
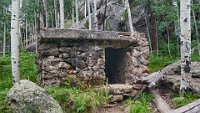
[{"left": 5, "top": 80, "right": 63, "bottom": 113}]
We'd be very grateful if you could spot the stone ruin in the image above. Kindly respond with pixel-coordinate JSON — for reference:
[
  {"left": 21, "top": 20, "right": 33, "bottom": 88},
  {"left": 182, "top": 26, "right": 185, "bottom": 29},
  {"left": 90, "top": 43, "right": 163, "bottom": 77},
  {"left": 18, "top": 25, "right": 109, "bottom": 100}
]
[{"left": 36, "top": 29, "right": 149, "bottom": 88}]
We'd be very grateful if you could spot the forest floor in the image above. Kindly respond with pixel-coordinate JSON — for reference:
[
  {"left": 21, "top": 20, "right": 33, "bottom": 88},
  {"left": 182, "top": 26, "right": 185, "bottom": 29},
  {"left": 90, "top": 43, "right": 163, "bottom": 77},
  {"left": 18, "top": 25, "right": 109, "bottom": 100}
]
[{"left": 0, "top": 50, "right": 200, "bottom": 113}]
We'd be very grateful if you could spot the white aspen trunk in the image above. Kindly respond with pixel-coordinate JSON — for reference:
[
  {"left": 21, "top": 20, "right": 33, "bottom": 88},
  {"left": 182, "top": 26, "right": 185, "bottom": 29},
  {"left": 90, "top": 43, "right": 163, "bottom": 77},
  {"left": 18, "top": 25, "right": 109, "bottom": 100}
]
[
  {"left": 72, "top": 1, "right": 75, "bottom": 25},
  {"left": 125, "top": 0, "right": 134, "bottom": 36},
  {"left": 84, "top": 0, "right": 87, "bottom": 18},
  {"left": 3, "top": 24, "right": 6, "bottom": 57},
  {"left": 59, "top": 0, "right": 65, "bottom": 28},
  {"left": 25, "top": 18, "right": 28, "bottom": 47},
  {"left": 35, "top": 13, "right": 38, "bottom": 54},
  {"left": 166, "top": 26, "right": 172, "bottom": 57},
  {"left": 93, "top": 0, "right": 98, "bottom": 30},
  {"left": 19, "top": 0, "right": 23, "bottom": 49},
  {"left": 34, "top": 12, "right": 37, "bottom": 42},
  {"left": 87, "top": 0, "right": 92, "bottom": 30},
  {"left": 180, "top": 0, "right": 191, "bottom": 91},
  {"left": 144, "top": 10, "right": 153, "bottom": 56},
  {"left": 54, "top": 0, "right": 58, "bottom": 28},
  {"left": 11, "top": 0, "right": 20, "bottom": 84},
  {"left": 32, "top": 24, "right": 35, "bottom": 43},
  {"left": 75, "top": 0, "right": 79, "bottom": 29},
  {"left": 192, "top": 0, "right": 200, "bottom": 55},
  {"left": 20, "top": 0, "right": 23, "bottom": 8}
]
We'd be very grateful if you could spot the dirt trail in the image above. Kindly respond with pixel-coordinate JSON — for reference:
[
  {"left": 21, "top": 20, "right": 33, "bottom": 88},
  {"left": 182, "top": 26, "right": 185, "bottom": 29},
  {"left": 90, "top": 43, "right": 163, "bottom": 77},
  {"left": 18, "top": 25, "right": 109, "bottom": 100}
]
[{"left": 91, "top": 103, "right": 130, "bottom": 113}]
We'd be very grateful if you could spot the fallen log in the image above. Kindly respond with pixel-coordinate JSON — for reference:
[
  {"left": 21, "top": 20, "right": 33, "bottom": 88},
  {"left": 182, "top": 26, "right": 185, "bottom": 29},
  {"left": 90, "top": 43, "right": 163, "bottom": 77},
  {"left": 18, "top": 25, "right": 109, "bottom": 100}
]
[
  {"left": 141, "top": 61, "right": 181, "bottom": 87},
  {"left": 141, "top": 47, "right": 197, "bottom": 88},
  {"left": 151, "top": 89, "right": 171, "bottom": 113},
  {"left": 133, "top": 85, "right": 147, "bottom": 101},
  {"left": 167, "top": 98, "right": 200, "bottom": 113}
]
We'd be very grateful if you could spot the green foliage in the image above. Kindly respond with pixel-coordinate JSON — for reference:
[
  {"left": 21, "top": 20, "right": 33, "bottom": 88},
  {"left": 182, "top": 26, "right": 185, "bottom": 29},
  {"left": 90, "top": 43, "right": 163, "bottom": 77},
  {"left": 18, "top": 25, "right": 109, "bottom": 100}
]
[
  {"left": 0, "top": 56, "right": 12, "bottom": 112},
  {"left": 46, "top": 87, "right": 107, "bottom": 113},
  {"left": 126, "top": 93, "right": 153, "bottom": 113},
  {"left": 148, "top": 56, "right": 178, "bottom": 73},
  {"left": 149, "top": 39, "right": 200, "bottom": 73},
  {"left": 121, "top": 10, "right": 128, "bottom": 21},
  {"left": 20, "top": 51, "right": 37, "bottom": 82},
  {"left": 158, "top": 38, "right": 180, "bottom": 56},
  {"left": 0, "top": 51, "right": 37, "bottom": 112},
  {"left": 192, "top": 49, "right": 200, "bottom": 62},
  {"left": 172, "top": 92, "right": 197, "bottom": 108},
  {"left": 106, "top": 19, "right": 111, "bottom": 31}
]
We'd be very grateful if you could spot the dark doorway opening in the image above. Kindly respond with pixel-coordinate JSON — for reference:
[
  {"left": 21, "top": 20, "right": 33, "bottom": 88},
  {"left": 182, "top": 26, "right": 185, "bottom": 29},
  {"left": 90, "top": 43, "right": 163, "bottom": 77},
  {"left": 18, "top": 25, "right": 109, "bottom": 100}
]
[{"left": 105, "top": 47, "right": 126, "bottom": 84}]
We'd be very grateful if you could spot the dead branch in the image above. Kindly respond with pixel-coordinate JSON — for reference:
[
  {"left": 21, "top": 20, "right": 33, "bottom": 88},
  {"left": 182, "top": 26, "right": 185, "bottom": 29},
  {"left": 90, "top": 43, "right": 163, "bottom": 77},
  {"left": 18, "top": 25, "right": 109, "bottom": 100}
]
[
  {"left": 167, "top": 99, "right": 200, "bottom": 113},
  {"left": 151, "top": 89, "right": 171, "bottom": 113}
]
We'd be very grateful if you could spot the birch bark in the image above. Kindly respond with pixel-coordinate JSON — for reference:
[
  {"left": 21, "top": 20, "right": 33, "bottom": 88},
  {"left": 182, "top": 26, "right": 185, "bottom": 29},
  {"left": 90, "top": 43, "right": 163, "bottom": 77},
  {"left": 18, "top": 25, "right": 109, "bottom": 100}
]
[
  {"left": 125, "top": 0, "right": 134, "bottom": 36},
  {"left": 75, "top": 0, "right": 79, "bottom": 29},
  {"left": 180, "top": 0, "right": 191, "bottom": 91},
  {"left": 87, "top": 0, "right": 92, "bottom": 30},
  {"left": 11, "top": 0, "right": 20, "bottom": 84},
  {"left": 72, "top": 0, "right": 75, "bottom": 25},
  {"left": 93, "top": 0, "right": 98, "bottom": 30},
  {"left": 59, "top": 0, "right": 65, "bottom": 28}
]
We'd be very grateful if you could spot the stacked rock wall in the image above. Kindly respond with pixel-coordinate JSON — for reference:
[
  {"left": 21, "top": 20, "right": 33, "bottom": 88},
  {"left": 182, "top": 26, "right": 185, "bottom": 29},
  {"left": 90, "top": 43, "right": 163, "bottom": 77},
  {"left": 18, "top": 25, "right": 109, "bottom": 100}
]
[{"left": 37, "top": 29, "right": 149, "bottom": 86}]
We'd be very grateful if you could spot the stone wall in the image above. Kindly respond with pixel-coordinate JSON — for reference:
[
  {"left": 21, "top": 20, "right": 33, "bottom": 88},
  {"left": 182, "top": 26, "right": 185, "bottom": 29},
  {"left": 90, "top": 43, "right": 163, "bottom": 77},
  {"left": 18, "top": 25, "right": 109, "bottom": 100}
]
[{"left": 37, "top": 29, "right": 149, "bottom": 86}]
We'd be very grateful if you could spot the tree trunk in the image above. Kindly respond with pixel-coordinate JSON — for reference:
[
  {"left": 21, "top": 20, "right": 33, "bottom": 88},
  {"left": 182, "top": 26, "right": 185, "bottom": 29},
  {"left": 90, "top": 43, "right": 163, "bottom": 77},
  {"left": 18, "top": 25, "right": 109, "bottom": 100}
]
[
  {"left": 144, "top": 9, "right": 153, "bottom": 56},
  {"left": 75, "top": 0, "right": 79, "bottom": 29},
  {"left": 166, "top": 26, "right": 172, "bottom": 57},
  {"left": 146, "top": 0, "right": 158, "bottom": 56},
  {"left": 180, "top": 0, "right": 191, "bottom": 91},
  {"left": 59, "top": 0, "right": 64, "bottom": 28},
  {"left": 25, "top": 18, "right": 28, "bottom": 47},
  {"left": 102, "top": 0, "right": 107, "bottom": 31},
  {"left": 173, "top": 0, "right": 180, "bottom": 54},
  {"left": 192, "top": 0, "right": 200, "bottom": 55},
  {"left": 87, "top": 0, "right": 92, "bottom": 30},
  {"left": 84, "top": 0, "right": 87, "bottom": 18},
  {"left": 11, "top": 0, "right": 20, "bottom": 84},
  {"left": 93, "top": 0, "right": 98, "bottom": 30},
  {"left": 20, "top": 0, "right": 23, "bottom": 8},
  {"left": 42, "top": 0, "right": 48, "bottom": 28},
  {"left": 72, "top": 0, "right": 75, "bottom": 25},
  {"left": 125, "top": 0, "right": 134, "bottom": 36},
  {"left": 3, "top": 24, "right": 6, "bottom": 57},
  {"left": 54, "top": 0, "right": 58, "bottom": 28}
]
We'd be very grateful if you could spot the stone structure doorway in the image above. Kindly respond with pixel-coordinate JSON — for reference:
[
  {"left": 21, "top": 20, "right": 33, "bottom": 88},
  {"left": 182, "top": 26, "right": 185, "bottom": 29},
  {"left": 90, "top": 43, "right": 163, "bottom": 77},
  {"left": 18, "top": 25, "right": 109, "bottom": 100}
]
[
  {"left": 37, "top": 29, "right": 149, "bottom": 86},
  {"left": 105, "top": 48, "right": 126, "bottom": 84}
]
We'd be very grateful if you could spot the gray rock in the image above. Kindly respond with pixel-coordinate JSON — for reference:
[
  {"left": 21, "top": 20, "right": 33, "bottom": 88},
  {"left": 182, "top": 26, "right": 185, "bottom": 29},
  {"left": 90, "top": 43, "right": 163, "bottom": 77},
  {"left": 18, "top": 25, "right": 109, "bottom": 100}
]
[
  {"left": 38, "top": 43, "right": 58, "bottom": 51},
  {"left": 5, "top": 80, "right": 63, "bottom": 113},
  {"left": 40, "top": 48, "right": 59, "bottom": 57},
  {"left": 61, "top": 53, "right": 70, "bottom": 58},
  {"left": 191, "top": 62, "right": 200, "bottom": 78},
  {"left": 76, "top": 60, "right": 87, "bottom": 69},
  {"left": 110, "top": 95, "right": 123, "bottom": 102}
]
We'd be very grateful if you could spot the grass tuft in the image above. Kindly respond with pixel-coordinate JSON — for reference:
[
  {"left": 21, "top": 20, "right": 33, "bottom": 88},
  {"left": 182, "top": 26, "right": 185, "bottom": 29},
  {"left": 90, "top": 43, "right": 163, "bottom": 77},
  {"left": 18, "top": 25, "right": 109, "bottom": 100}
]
[
  {"left": 172, "top": 92, "right": 198, "bottom": 108},
  {"left": 46, "top": 86, "right": 107, "bottom": 113},
  {"left": 126, "top": 92, "right": 153, "bottom": 113}
]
